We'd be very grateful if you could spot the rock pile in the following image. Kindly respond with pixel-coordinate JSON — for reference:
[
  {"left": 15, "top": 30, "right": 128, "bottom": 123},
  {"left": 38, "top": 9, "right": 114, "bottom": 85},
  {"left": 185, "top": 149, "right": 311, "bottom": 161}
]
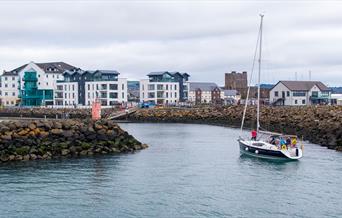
[
  {"left": 127, "top": 106, "right": 342, "bottom": 151},
  {"left": 0, "top": 107, "right": 120, "bottom": 119},
  {"left": 0, "top": 119, "right": 147, "bottom": 163}
]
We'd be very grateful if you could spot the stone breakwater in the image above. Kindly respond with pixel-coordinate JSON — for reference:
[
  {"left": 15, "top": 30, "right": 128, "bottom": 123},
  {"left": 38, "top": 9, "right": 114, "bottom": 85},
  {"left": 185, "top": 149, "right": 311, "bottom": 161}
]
[
  {"left": 0, "top": 108, "right": 118, "bottom": 119},
  {"left": 0, "top": 119, "right": 147, "bottom": 163},
  {"left": 127, "top": 106, "right": 342, "bottom": 151}
]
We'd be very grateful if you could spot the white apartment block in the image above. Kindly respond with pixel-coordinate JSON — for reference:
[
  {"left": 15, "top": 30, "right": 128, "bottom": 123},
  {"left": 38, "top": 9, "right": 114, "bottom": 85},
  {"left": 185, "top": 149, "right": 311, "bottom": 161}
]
[
  {"left": 139, "top": 71, "right": 190, "bottom": 105},
  {"left": 55, "top": 82, "right": 79, "bottom": 106},
  {"left": 55, "top": 70, "right": 127, "bottom": 108},
  {"left": 0, "top": 74, "right": 19, "bottom": 106},
  {"left": 84, "top": 79, "right": 127, "bottom": 107},
  {"left": 0, "top": 61, "right": 77, "bottom": 107},
  {"left": 140, "top": 79, "right": 179, "bottom": 105}
]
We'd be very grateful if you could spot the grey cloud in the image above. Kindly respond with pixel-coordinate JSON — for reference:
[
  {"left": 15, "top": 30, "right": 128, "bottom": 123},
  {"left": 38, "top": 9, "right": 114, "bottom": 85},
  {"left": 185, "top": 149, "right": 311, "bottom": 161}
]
[{"left": 0, "top": 1, "right": 342, "bottom": 86}]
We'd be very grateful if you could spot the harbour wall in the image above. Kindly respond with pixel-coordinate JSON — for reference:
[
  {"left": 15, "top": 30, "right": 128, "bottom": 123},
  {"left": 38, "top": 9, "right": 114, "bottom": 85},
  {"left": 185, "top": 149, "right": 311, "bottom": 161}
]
[
  {"left": 0, "top": 119, "right": 147, "bottom": 163},
  {"left": 124, "top": 106, "right": 342, "bottom": 151}
]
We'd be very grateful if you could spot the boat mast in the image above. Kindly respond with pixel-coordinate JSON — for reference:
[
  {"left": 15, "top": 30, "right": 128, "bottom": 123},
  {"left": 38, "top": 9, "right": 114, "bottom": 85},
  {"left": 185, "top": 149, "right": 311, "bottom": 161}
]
[{"left": 257, "top": 14, "right": 263, "bottom": 134}]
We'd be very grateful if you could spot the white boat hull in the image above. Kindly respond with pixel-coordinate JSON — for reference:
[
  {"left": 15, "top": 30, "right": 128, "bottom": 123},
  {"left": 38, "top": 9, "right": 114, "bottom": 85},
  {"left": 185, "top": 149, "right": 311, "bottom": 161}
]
[{"left": 238, "top": 139, "right": 303, "bottom": 160}]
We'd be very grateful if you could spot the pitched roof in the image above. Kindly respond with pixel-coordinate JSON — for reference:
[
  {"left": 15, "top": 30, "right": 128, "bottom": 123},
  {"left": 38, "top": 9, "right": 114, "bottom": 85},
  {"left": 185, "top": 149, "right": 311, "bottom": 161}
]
[
  {"left": 277, "top": 81, "right": 330, "bottom": 91},
  {"left": 3, "top": 61, "right": 78, "bottom": 76},
  {"left": 63, "top": 69, "right": 119, "bottom": 76},
  {"left": 147, "top": 71, "right": 172, "bottom": 76},
  {"left": 190, "top": 82, "right": 220, "bottom": 92},
  {"left": 147, "top": 71, "right": 189, "bottom": 78},
  {"left": 36, "top": 62, "right": 77, "bottom": 74},
  {"left": 94, "top": 70, "right": 119, "bottom": 75}
]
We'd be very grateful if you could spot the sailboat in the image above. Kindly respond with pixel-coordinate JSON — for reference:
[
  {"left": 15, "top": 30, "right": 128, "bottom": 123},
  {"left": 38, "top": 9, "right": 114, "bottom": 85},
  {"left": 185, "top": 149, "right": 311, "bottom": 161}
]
[{"left": 238, "top": 15, "right": 303, "bottom": 160}]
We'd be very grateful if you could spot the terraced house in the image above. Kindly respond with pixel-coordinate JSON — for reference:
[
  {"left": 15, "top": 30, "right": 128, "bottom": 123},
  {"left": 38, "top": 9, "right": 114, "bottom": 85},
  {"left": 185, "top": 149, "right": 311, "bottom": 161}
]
[
  {"left": 140, "top": 71, "right": 190, "bottom": 105},
  {"left": 188, "top": 82, "right": 224, "bottom": 104},
  {"left": 0, "top": 61, "right": 77, "bottom": 106},
  {"left": 55, "top": 69, "right": 127, "bottom": 107},
  {"left": 270, "top": 80, "right": 331, "bottom": 106}
]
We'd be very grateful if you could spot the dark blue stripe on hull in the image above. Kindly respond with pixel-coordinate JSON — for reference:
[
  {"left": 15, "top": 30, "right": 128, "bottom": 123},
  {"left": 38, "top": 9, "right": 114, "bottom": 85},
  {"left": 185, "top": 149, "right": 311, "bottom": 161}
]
[{"left": 239, "top": 141, "right": 288, "bottom": 159}]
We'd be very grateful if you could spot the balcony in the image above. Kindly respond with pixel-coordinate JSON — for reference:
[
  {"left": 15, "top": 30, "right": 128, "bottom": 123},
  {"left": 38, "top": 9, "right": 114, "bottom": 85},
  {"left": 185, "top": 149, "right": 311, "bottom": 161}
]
[{"left": 311, "top": 92, "right": 330, "bottom": 99}]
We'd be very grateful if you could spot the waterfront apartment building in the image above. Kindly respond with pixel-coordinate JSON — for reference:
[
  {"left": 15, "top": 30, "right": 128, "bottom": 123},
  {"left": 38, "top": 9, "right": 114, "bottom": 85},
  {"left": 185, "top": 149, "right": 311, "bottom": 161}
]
[
  {"left": 0, "top": 61, "right": 77, "bottom": 106},
  {"left": 270, "top": 81, "right": 331, "bottom": 106},
  {"left": 188, "top": 82, "right": 224, "bottom": 104},
  {"left": 55, "top": 69, "right": 127, "bottom": 107},
  {"left": 140, "top": 71, "right": 190, "bottom": 105}
]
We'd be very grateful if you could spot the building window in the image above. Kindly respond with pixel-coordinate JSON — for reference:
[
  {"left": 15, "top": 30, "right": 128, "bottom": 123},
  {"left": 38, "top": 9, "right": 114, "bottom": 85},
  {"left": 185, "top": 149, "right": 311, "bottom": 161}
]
[
  {"left": 293, "top": 92, "right": 306, "bottom": 97},
  {"left": 5, "top": 84, "right": 8, "bottom": 88},
  {"left": 57, "top": 75, "right": 59, "bottom": 79},
  {"left": 5, "top": 92, "right": 8, "bottom": 96},
  {"left": 295, "top": 100, "right": 298, "bottom": 104},
  {"left": 65, "top": 93, "right": 67, "bottom": 98},
  {"left": 101, "top": 100, "right": 107, "bottom": 106},
  {"left": 88, "top": 84, "right": 90, "bottom": 90},
  {"left": 4, "top": 77, "right": 7, "bottom": 81},
  {"left": 287, "top": 91, "right": 290, "bottom": 97},
  {"left": 302, "top": 100, "right": 305, "bottom": 104},
  {"left": 148, "top": 92, "right": 155, "bottom": 98},
  {"left": 110, "top": 84, "right": 118, "bottom": 90},
  {"left": 275, "top": 91, "right": 278, "bottom": 97},
  {"left": 12, "top": 92, "right": 15, "bottom": 96},
  {"left": 72, "top": 84, "right": 75, "bottom": 91},
  {"left": 122, "top": 92, "right": 124, "bottom": 99},
  {"left": 72, "top": 93, "right": 75, "bottom": 98},
  {"left": 122, "top": 84, "right": 124, "bottom": 90},
  {"left": 174, "top": 85, "right": 177, "bottom": 90},
  {"left": 46, "top": 75, "right": 48, "bottom": 78},
  {"left": 101, "top": 84, "right": 107, "bottom": 90},
  {"left": 46, "top": 82, "right": 48, "bottom": 86},
  {"left": 175, "top": 92, "right": 177, "bottom": 98},
  {"left": 157, "top": 84, "right": 163, "bottom": 90},
  {"left": 11, "top": 101, "right": 14, "bottom": 105},
  {"left": 109, "top": 92, "right": 118, "bottom": 98},
  {"left": 148, "top": 84, "right": 155, "bottom": 90},
  {"left": 88, "top": 93, "right": 90, "bottom": 98},
  {"left": 166, "top": 85, "right": 168, "bottom": 90},
  {"left": 142, "top": 85, "right": 144, "bottom": 91},
  {"left": 53, "top": 75, "right": 55, "bottom": 78},
  {"left": 12, "top": 77, "right": 15, "bottom": 80},
  {"left": 38, "top": 74, "right": 41, "bottom": 78}
]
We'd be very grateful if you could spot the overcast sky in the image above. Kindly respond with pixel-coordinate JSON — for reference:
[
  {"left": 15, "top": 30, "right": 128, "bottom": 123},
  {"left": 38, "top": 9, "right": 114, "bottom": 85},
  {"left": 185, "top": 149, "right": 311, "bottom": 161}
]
[{"left": 1, "top": 0, "right": 342, "bottom": 86}]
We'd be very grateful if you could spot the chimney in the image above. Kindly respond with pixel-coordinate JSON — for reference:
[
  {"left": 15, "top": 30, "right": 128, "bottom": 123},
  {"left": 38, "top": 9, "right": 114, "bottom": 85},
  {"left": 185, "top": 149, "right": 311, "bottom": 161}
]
[
  {"left": 242, "top": 71, "right": 247, "bottom": 74},
  {"left": 231, "top": 71, "right": 236, "bottom": 74}
]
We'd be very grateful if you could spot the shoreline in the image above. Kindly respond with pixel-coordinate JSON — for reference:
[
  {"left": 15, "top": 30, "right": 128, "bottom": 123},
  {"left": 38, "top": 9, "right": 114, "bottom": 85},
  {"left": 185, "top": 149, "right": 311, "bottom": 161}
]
[{"left": 123, "top": 106, "right": 342, "bottom": 152}]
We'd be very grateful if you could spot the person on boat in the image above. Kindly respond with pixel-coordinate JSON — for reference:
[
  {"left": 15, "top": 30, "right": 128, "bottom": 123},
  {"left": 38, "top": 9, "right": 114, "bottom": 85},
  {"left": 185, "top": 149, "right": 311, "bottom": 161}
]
[
  {"left": 280, "top": 137, "right": 287, "bottom": 148},
  {"left": 291, "top": 137, "right": 297, "bottom": 148},
  {"left": 251, "top": 130, "right": 257, "bottom": 140},
  {"left": 286, "top": 137, "right": 291, "bottom": 146},
  {"left": 269, "top": 136, "right": 275, "bottom": 145}
]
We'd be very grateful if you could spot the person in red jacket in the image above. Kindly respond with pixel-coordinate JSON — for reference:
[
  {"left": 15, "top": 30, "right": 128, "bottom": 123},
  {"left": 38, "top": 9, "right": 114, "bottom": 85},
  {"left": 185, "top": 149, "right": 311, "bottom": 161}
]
[{"left": 251, "top": 130, "right": 257, "bottom": 140}]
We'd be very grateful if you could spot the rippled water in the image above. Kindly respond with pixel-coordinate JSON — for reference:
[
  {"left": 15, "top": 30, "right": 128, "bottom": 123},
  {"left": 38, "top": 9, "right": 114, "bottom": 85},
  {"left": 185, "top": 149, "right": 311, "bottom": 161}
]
[{"left": 0, "top": 123, "right": 341, "bottom": 218}]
